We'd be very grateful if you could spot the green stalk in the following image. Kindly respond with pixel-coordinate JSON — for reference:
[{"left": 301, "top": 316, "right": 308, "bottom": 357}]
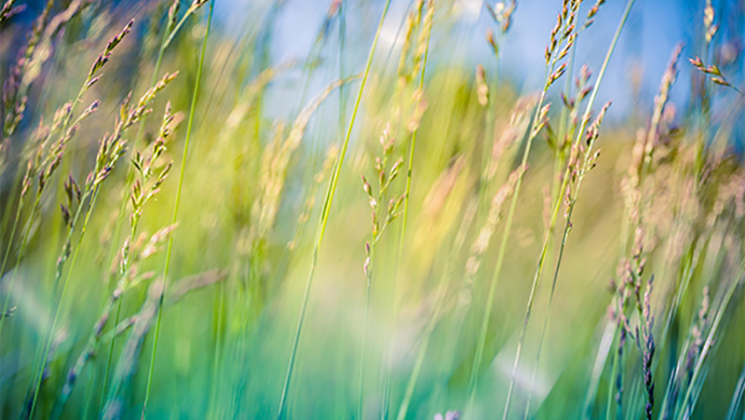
[
  {"left": 579, "top": 319, "right": 616, "bottom": 420},
  {"left": 725, "top": 364, "right": 745, "bottom": 420},
  {"left": 523, "top": 29, "right": 581, "bottom": 420},
  {"left": 93, "top": 7, "right": 186, "bottom": 406},
  {"left": 398, "top": 2, "right": 433, "bottom": 285},
  {"left": 81, "top": 366, "right": 97, "bottom": 419},
  {"left": 499, "top": 2, "right": 635, "bottom": 417},
  {"left": 0, "top": 196, "right": 23, "bottom": 282},
  {"left": 133, "top": 2, "right": 172, "bottom": 150},
  {"left": 395, "top": 293, "right": 443, "bottom": 420},
  {"left": 99, "top": 289, "right": 122, "bottom": 407},
  {"left": 675, "top": 261, "right": 745, "bottom": 420},
  {"left": 27, "top": 185, "right": 95, "bottom": 419},
  {"left": 0, "top": 159, "right": 22, "bottom": 240},
  {"left": 605, "top": 330, "right": 620, "bottom": 420},
  {"left": 383, "top": 4, "right": 435, "bottom": 417},
  {"left": 96, "top": 5, "right": 171, "bottom": 405},
  {"left": 338, "top": 0, "right": 347, "bottom": 145},
  {"left": 0, "top": 51, "right": 104, "bottom": 337},
  {"left": 358, "top": 243, "right": 375, "bottom": 420},
  {"left": 11, "top": 103, "right": 104, "bottom": 420},
  {"left": 477, "top": 29, "right": 504, "bottom": 215},
  {"left": 0, "top": 194, "right": 40, "bottom": 339},
  {"left": 276, "top": 2, "right": 392, "bottom": 417},
  {"left": 141, "top": 0, "right": 215, "bottom": 417},
  {"left": 207, "top": 278, "right": 227, "bottom": 420},
  {"left": 465, "top": 32, "right": 564, "bottom": 418},
  {"left": 337, "top": 4, "right": 349, "bottom": 417},
  {"left": 550, "top": 38, "right": 579, "bottom": 204}
]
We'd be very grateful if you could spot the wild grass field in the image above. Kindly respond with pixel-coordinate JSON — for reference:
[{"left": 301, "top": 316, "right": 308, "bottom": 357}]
[{"left": 0, "top": 0, "right": 744, "bottom": 419}]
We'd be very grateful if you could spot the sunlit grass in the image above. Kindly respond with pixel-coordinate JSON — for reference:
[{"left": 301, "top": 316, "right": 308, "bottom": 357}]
[{"left": 0, "top": 0, "right": 744, "bottom": 419}]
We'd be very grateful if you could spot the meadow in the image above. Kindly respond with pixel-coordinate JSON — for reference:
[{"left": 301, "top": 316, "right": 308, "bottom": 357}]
[{"left": 0, "top": 0, "right": 744, "bottom": 419}]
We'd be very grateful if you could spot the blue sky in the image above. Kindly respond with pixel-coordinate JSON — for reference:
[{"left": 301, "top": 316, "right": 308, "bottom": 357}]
[{"left": 214, "top": 0, "right": 743, "bottom": 121}]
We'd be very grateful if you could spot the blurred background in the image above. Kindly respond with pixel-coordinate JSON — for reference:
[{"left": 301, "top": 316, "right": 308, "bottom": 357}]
[{"left": 1, "top": 0, "right": 744, "bottom": 419}]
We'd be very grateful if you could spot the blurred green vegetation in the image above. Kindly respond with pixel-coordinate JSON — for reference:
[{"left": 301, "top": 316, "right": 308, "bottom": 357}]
[{"left": 0, "top": 0, "right": 744, "bottom": 419}]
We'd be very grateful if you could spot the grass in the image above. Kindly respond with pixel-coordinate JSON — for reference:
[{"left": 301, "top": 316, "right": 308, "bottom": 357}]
[{"left": 1, "top": 0, "right": 745, "bottom": 419}]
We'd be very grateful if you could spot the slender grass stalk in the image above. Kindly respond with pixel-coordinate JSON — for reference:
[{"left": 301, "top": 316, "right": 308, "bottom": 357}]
[
  {"left": 394, "top": 288, "right": 441, "bottom": 420},
  {"left": 0, "top": 174, "right": 21, "bottom": 262},
  {"left": 579, "top": 319, "right": 615, "bottom": 420},
  {"left": 499, "top": 2, "right": 635, "bottom": 418},
  {"left": 478, "top": 2, "right": 514, "bottom": 213},
  {"left": 99, "top": 276, "right": 122, "bottom": 406},
  {"left": 142, "top": 0, "right": 215, "bottom": 417},
  {"left": 398, "top": 2, "right": 433, "bottom": 257},
  {"left": 28, "top": 49, "right": 156, "bottom": 420},
  {"left": 98, "top": 105, "right": 174, "bottom": 408},
  {"left": 0, "top": 194, "right": 39, "bottom": 339},
  {"left": 523, "top": 29, "right": 585, "bottom": 420},
  {"left": 725, "top": 365, "right": 745, "bottom": 420},
  {"left": 337, "top": 4, "right": 351, "bottom": 419},
  {"left": 101, "top": 6, "right": 206, "bottom": 380},
  {"left": 26, "top": 67, "right": 175, "bottom": 418},
  {"left": 359, "top": 243, "right": 375, "bottom": 420},
  {"left": 465, "top": 4, "right": 574, "bottom": 410},
  {"left": 383, "top": 2, "right": 435, "bottom": 416},
  {"left": 675, "top": 261, "right": 745, "bottom": 420},
  {"left": 0, "top": 197, "right": 23, "bottom": 281},
  {"left": 605, "top": 328, "right": 621, "bottom": 419},
  {"left": 0, "top": 24, "right": 132, "bottom": 373},
  {"left": 81, "top": 366, "right": 97, "bottom": 418},
  {"left": 0, "top": 35, "right": 120, "bottom": 337},
  {"left": 359, "top": 134, "right": 406, "bottom": 420},
  {"left": 132, "top": 1, "right": 173, "bottom": 149},
  {"left": 27, "top": 184, "right": 95, "bottom": 419},
  {"left": 466, "top": 78, "right": 545, "bottom": 418},
  {"left": 276, "top": 1, "right": 392, "bottom": 417},
  {"left": 614, "top": 44, "right": 685, "bottom": 420},
  {"left": 338, "top": 0, "right": 347, "bottom": 145},
  {"left": 101, "top": 0, "right": 208, "bottom": 364},
  {"left": 97, "top": 4, "right": 175, "bottom": 404},
  {"left": 206, "top": 278, "right": 227, "bottom": 420}
]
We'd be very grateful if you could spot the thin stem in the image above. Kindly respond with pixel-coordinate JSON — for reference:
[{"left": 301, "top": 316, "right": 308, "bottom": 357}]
[
  {"left": 0, "top": 195, "right": 23, "bottom": 281},
  {"left": 207, "top": 278, "right": 226, "bottom": 420},
  {"left": 92, "top": 10, "right": 182, "bottom": 407},
  {"left": 358, "top": 243, "right": 375, "bottom": 420},
  {"left": 27, "top": 187, "right": 94, "bottom": 419},
  {"left": 675, "top": 261, "right": 745, "bottom": 420},
  {"left": 523, "top": 36, "right": 581, "bottom": 420},
  {"left": 0, "top": 194, "right": 39, "bottom": 339},
  {"left": 500, "top": 2, "right": 635, "bottom": 417},
  {"left": 99, "top": 279, "right": 123, "bottom": 407},
  {"left": 384, "top": 2, "right": 435, "bottom": 416},
  {"left": 725, "top": 364, "right": 745, "bottom": 420},
  {"left": 276, "top": 1, "right": 392, "bottom": 417},
  {"left": 579, "top": 319, "right": 616, "bottom": 420},
  {"left": 338, "top": 0, "right": 347, "bottom": 145},
  {"left": 466, "top": 54, "right": 556, "bottom": 420},
  {"left": 0, "top": 44, "right": 103, "bottom": 337},
  {"left": 142, "top": 0, "right": 215, "bottom": 417},
  {"left": 605, "top": 329, "right": 620, "bottom": 420},
  {"left": 132, "top": 3, "right": 172, "bottom": 149},
  {"left": 398, "top": 0, "right": 433, "bottom": 286},
  {"left": 395, "top": 294, "right": 443, "bottom": 420}
]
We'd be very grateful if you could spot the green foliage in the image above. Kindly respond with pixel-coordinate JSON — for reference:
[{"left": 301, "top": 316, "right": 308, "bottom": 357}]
[{"left": 0, "top": 1, "right": 744, "bottom": 419}]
